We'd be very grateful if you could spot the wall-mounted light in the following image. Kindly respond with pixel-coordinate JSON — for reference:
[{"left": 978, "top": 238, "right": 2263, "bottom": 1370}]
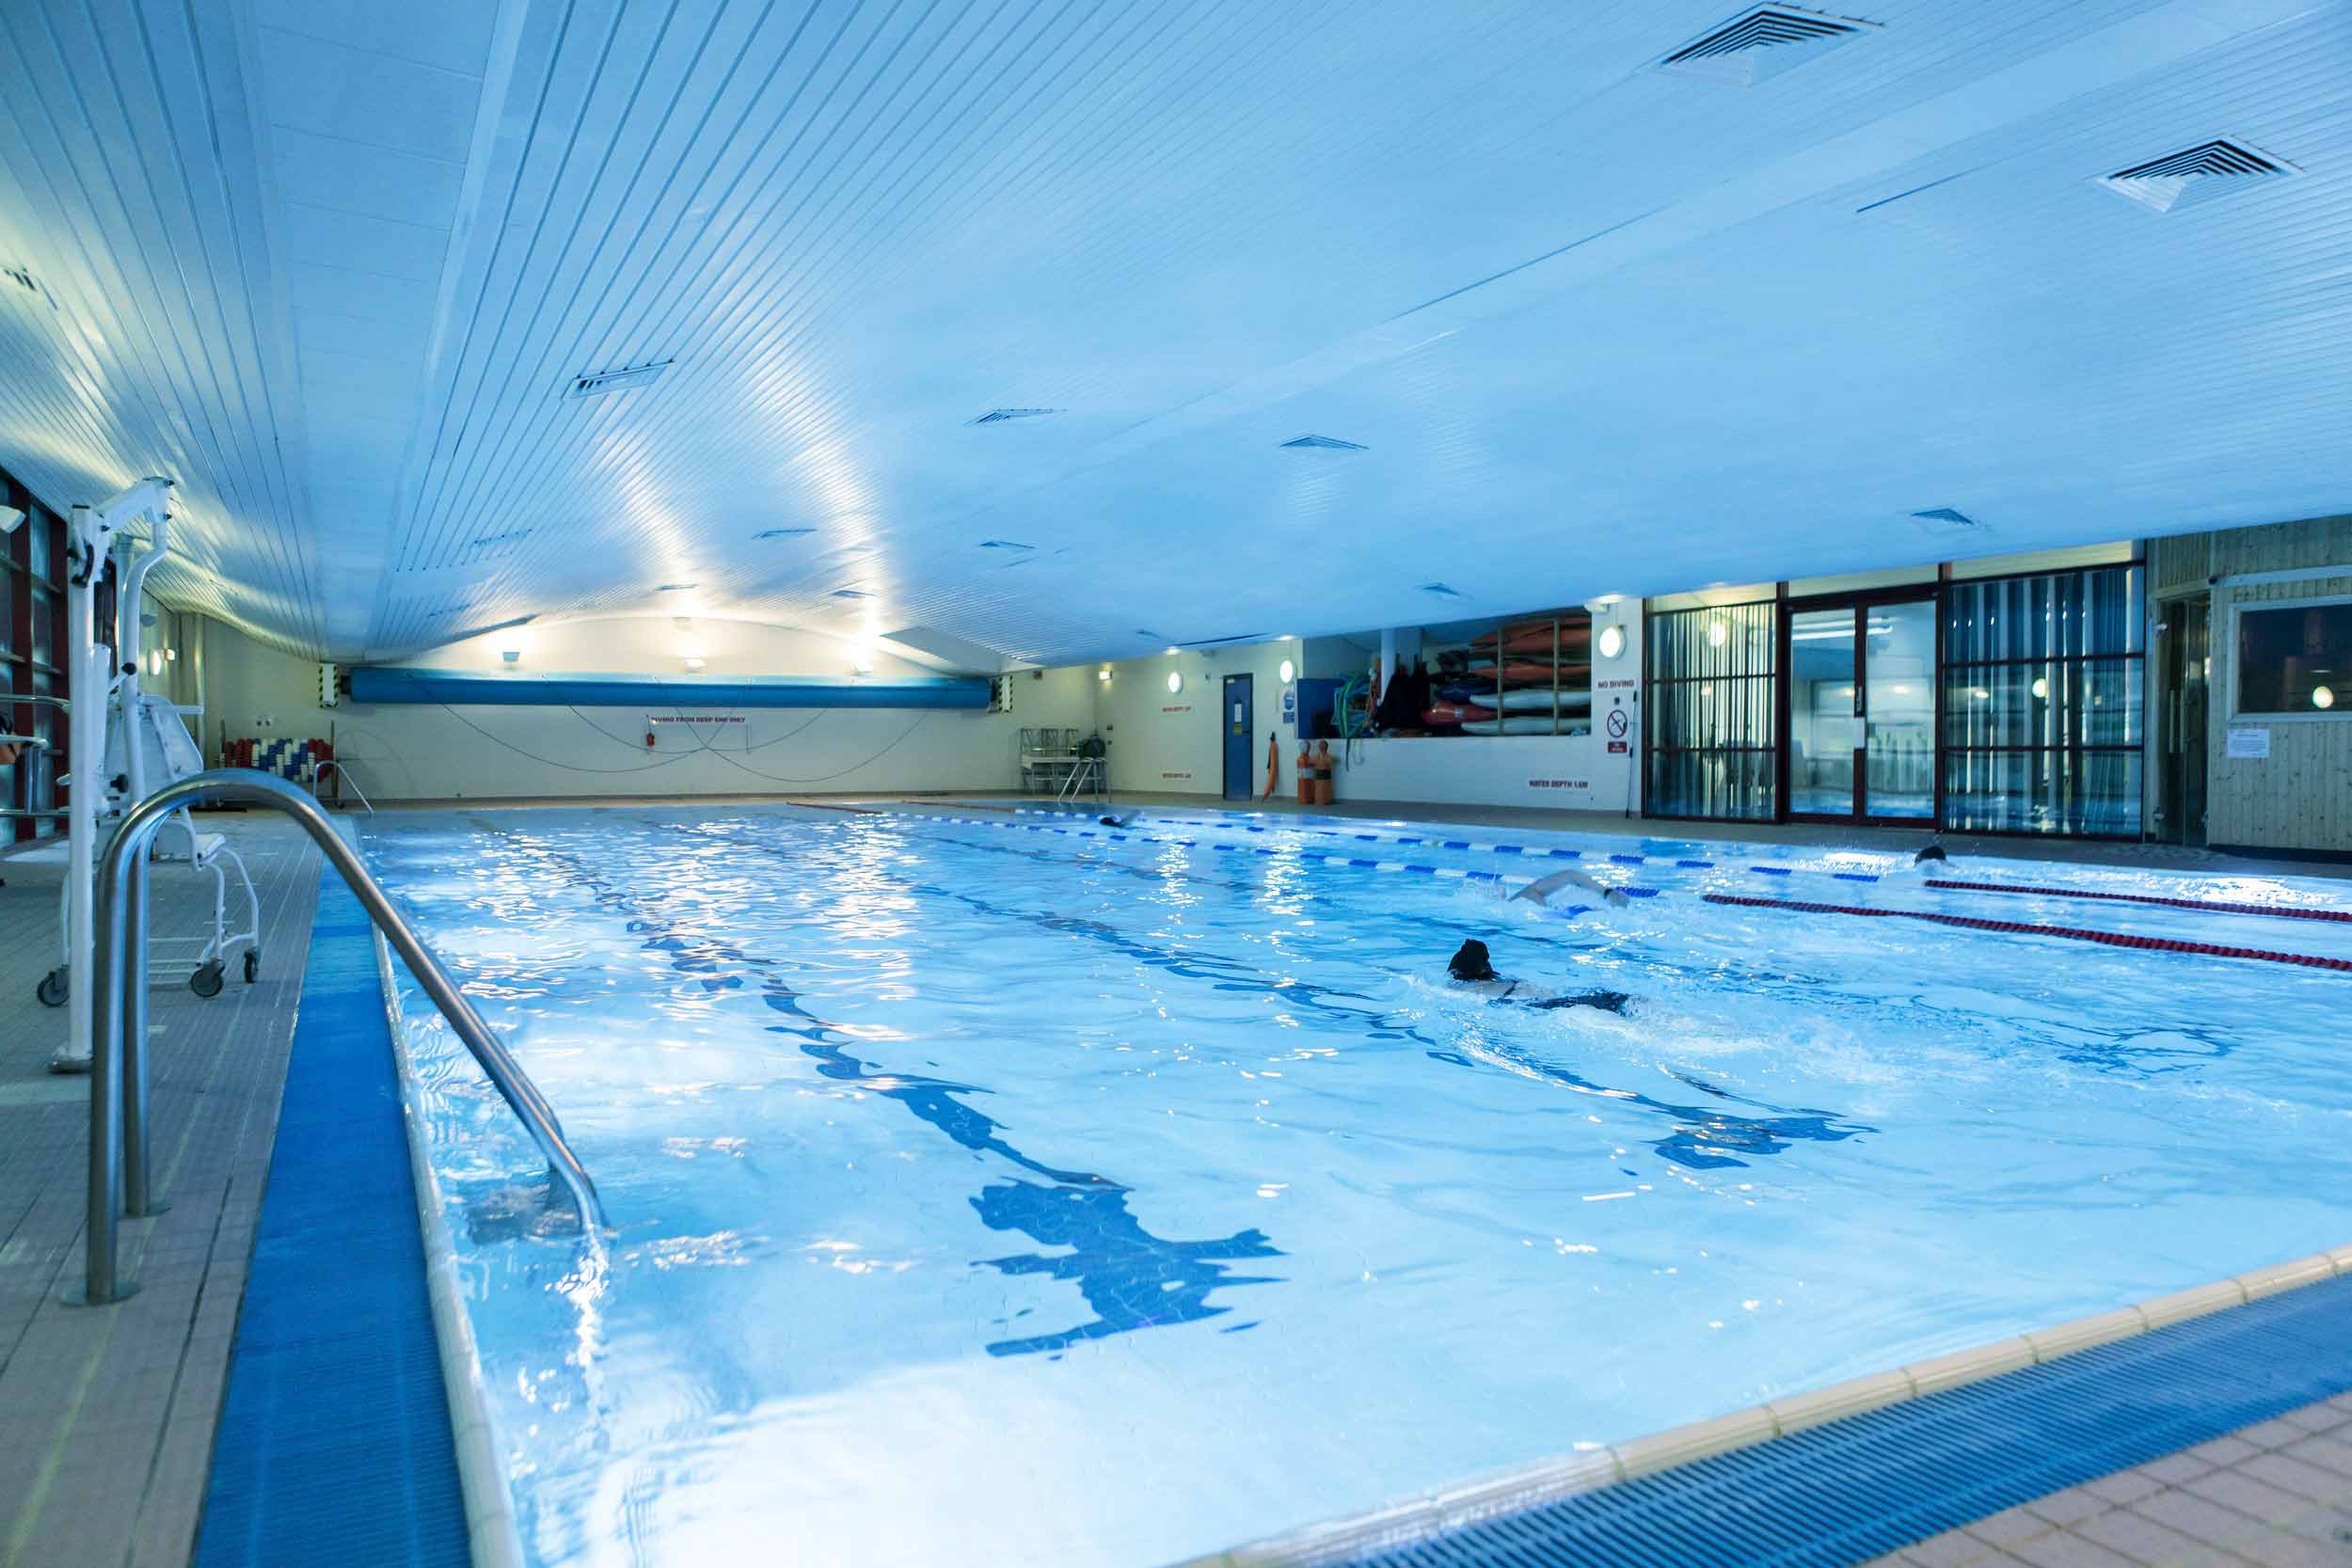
[
  {"left": 145, "top": 649, "right": 163, "bottom": 677},
  {"left": 1706, "top": 619, "right": 1728, "bottom": 648},
  {"left": 2030, "top": 676, "right": 2049, "bottom": 700},
  {"left": 1167, "top": 670, "right": 1183, "bottom": 695},
  {"left": 1097, "top": 668, "right": 1112, "bottom": 682},
  {"left": 2315, "top": 685, "right": 2336, "bottom": 710},
  {"left": 684, "top": 657, "right": 707, "bottom": 673},
  {"left": 1163, "top": 645, "right": 1181, "bottom": 656},
  {"left": 165, "top": 646, "right": 177, "bottom": 661},
  {"left": 1279, "top": 659, "right": 1295, "bottom": 684},
  {"left": 1597, "top": 625, "right": 1627, "bottom": 660}
]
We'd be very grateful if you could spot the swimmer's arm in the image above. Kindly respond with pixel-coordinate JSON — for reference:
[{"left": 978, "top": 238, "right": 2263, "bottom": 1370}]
[{"left": 1513, "top": 868, "right": 1631, "bottom": 908}]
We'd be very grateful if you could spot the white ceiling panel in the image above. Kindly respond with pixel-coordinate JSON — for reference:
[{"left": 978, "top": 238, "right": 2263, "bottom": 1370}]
[{"left": 0, "top": 0, "right": 2345, "bottom": 667}]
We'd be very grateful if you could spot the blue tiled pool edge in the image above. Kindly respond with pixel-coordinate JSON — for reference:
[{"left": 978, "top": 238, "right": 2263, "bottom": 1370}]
[{"left": 191, "top": 866, "right": 470, "bottom": 1568}]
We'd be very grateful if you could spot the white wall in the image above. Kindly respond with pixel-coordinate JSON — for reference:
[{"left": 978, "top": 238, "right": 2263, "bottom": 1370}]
[
  {"left": 197, "top": 614, "right": 1096, "bottom": 800},
  {"left": 1092, "top": 640, "right": 1308, "bottom": 799}
]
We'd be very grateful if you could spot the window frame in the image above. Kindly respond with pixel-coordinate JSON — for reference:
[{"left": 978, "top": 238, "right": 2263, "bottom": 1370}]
[{"left": 2226, "top": 593, "right": 2352, "bottom": 723}]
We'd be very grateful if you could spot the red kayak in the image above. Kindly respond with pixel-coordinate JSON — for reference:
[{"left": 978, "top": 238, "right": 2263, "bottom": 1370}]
[
  {"left": 1467, "top": 660, "right": 1591, "bottom": 684},
  {"left": 1422, "top": 703, "right": 1494, "bottom": 725},
  {"left": 1471, "top": 621, "right": 1591, "bottom": 653}
]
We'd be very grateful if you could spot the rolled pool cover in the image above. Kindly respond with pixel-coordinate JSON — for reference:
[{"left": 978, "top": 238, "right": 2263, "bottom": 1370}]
[{"left": 347, "top": 668, "right": 993, "bottom": 709}]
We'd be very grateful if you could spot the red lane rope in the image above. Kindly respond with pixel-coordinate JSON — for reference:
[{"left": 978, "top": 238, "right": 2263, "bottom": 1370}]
[
  {"left": 1926, "top": 879, "right": 2352, "bottom": 927},
  {"left": 1703, "top": 894, "right": 2352, "bottom": 972}
]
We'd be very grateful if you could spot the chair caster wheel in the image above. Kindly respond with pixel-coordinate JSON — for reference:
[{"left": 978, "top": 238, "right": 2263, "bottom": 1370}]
[
  {"left": 36, "top": 969, "right": 68, "bottom": 1007},
  {"left": 190, "top": 961, "right": 224, "bottom": 999}
]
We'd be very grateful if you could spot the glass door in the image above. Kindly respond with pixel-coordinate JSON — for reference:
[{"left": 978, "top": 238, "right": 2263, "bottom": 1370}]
[
  {"left": 1787, "top": 609, "right": 1859, "bottom": 816},
  {"left": 1864, "top": 600, "right": 1936, "bottom": 819},
  {"left": 1785, "top": 597, "right": 1937, "bottom": 822}
]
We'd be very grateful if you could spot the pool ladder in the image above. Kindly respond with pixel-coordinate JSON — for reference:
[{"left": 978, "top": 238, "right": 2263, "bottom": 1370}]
[{"left": 72, "top": 769, "right": 608, "bottom": 1307}]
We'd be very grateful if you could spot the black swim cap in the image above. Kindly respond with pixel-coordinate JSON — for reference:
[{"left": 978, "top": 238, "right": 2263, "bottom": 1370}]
[{"left": 1449, "top": 939, "right": 1497, "bottom": 981}]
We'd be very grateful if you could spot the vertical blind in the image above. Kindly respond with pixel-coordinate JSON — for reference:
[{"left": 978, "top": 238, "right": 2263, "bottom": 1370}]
[
  {"left": 1645, "top": 600, "right": 1778, "bottom": 820},
  {"left": 1940, "top": 564, "right": 2144, "bottom": 836}
]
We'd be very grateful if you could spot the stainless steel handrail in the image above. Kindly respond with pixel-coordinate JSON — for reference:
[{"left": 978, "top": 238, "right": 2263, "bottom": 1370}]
[
  {"left": 77, "top": 768, "right": 608, "bottom": 1306},
  {"left": 311, "top": 757, "right": 375, "bottom": 814}
]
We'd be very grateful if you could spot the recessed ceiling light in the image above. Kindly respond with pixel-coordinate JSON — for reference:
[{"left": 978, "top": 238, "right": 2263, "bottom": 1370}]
[{"left": 1164, "top": 646, "right": 1182, "bottom": 656}]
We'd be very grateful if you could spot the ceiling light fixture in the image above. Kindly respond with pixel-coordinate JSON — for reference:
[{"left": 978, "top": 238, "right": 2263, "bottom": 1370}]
[{"left": 1167, "top": 670, "right": 1184, "bottom": 695}]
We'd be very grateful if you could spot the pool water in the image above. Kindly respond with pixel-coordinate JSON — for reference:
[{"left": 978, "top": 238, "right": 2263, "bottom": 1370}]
[{"left": 358, "top": 804, "right": 2352, "bottom": 1568}]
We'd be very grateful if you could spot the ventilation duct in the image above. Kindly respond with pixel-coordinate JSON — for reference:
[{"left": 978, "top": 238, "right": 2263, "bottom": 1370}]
[
  {"left": 1660, "top": 6, "right": 1869, "bottom": 85},
  {"left": 2098, "top": 139, "right": 2293, "bottom": 214},
  {"left": 346, "top": 669, "right": 992, "bottom": 709},
  {"left": 568, "top": 360, "right": 671, "bottom": 397}
]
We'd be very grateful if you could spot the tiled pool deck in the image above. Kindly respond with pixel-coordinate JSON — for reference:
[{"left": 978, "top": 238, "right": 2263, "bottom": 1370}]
[{"left": 1867, "top": 1400, "right": 2352, "bottom": 1568}]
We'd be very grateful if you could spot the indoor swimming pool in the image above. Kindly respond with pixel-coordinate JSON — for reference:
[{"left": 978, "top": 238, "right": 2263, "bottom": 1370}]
[{"left": 358, "top": 805, "right": 2352, "bottom": 1568}]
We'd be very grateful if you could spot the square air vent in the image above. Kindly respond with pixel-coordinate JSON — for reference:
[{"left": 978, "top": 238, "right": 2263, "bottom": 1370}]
[
  {"left": 569, "top": 360, "right": 673, "bottom": 397},
  {"left": 968, "top": 407, "right": 1058, "bottom": 424},
  {"left": 1280, "top": 435, "right": 1367, "bottom": 451},
  {"left": 1660, "top": 6, "right": 1870, "bottom": 85},
  {"left": 1421, "top": 582, "right": 1465, "bottom": 599},
  {"left": 1910, "top": 507, "right": 1985, "bottom": 535},
  {"left": 2098, "top": 139, "right": 2294, "bottom": 214},
  {"left": 754, "top": 527, "right": 815, "bottom": 540}
]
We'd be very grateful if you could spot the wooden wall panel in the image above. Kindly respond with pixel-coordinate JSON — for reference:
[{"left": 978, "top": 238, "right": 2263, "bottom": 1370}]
[{"left": 2200, "top": 514, "right": 2352, "bottom": 853}]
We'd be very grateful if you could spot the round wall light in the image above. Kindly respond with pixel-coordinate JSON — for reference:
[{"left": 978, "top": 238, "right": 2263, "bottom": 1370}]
[
  {"left": 1167, "top": 670, "right": 1183, "bottom": 695},
  {"left": 1597, "top": 625, "right": 1627, "bottom": 660},
  {"left": 2030, "top": 676, "right": 2050, "bottom": 700},
  {"left": 2315, "top": 685, "right": 2336, "bottom": 710},
  {"left": 1279, "top": 658, "right": 1295, "bottom": 684},
  {"left": 1706, "top": 619, "right": 1728, "bottom": 648}
]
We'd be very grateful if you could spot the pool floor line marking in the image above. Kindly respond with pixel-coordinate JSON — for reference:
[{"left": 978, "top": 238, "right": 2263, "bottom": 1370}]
[
  {"left": 979, "top": 805, "right": 1883, "bottom": 882},
  {"left": 1180, "top": 1240, "right": 2352, "bottom": 1568},
  {"left": 1705, "top": 893, "right": 2352, "bottom": 972},
  {"left": 1925, "top": 878, "right": 2352, "bottom": 925}
]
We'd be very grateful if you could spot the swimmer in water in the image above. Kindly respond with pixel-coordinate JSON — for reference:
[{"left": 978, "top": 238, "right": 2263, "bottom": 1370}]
[
  {"left": 1914, "top": 842, "right": 1949, "bottom": 865},
  {"left": 1446, "top": 939, "right": 1630, "bottom": 1013},
  {"left": 1099, "top": 813, "right": 1137, "bottom": 829},
  {"left": 1513, "top": 867, "right": 1631, "bottom": 910}
]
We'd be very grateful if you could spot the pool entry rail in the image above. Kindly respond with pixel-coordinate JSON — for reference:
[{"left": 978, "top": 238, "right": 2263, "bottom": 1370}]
[{"left": 73, "top": 768, "right": 608, "bottom": 1306}]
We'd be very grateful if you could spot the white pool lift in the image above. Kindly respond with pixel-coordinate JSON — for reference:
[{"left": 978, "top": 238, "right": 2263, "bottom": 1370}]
[{"left": 35, "top": 482, "right": 262, "bottom": 1073}]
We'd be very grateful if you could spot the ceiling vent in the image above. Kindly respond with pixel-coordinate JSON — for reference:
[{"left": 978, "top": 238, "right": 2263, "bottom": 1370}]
[
  {"left": 1421, "top": 581, "right": 1466, "bottom": 599},
  {"left": 1280, "top": 435, "right": 1367, "bottom": 451},
  {"left": 568, "top": 359, "right": 673, "bottom": 398},
  {"left": 754, "top": 527, "right": 815, "bottom": 540},
  {"left": 654, "top": 581, "right": 697, "bottom": 592},
  {"left": 1910, "top": 507, "right": 1985, "bottom": 535},
  {"left": 831, "top": 588, "right": 873, "bottom": 599},
  {"left": 2098, "top": 138, "right": 2294, "bottom": 214},
  {"left": 968, "top": 407, "right": 1058, "bottom": 424},
  {"left": 1660, "top": 6, "right": 1869, "bottom": 85},
  {"left": 459, "top": 528, "right": 532, "bottom": 560},
  {"left": 1177, "top": 632, "right": 1267, "bottom": 647},
  {"left": 977, "top": 539, "right": 1035, "bottom": 550}
]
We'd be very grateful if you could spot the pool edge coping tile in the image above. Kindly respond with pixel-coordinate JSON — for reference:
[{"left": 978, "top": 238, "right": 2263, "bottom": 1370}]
[{"left": 358, "top": 821, "right": 529, "bottom": 1568}]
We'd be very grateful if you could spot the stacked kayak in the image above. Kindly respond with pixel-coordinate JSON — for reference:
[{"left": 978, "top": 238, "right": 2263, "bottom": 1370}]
[{"left": 1445, "top": 615, "right": 1593, "bottom": 733}]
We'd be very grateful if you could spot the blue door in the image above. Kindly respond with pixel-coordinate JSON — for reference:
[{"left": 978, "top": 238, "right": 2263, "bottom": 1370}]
[{"left": 1222, "top": 674, "right": 1254, "bottom": 800}]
